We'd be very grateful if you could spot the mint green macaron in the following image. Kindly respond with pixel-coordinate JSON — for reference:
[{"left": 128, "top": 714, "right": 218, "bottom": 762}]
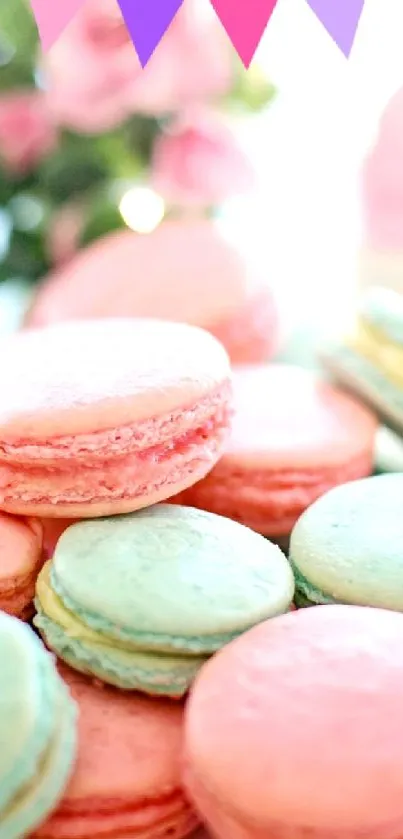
[
  {"left": 290, "top": 474, "right": 403, "bottom": 611},
  {"left": 35, "top": 504, "right": 294, "bottom": 696},
  {"left": 0, "top": 612, "right": 77, "bottom": 839}
]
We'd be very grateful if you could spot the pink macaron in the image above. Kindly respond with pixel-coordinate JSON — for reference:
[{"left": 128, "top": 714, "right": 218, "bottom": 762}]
[
  {"left": 174, "top": 364, "right": 378, "bottom": 540},
  {"left": 0, "top": 514, "right": 43, "bottom": 619},
  {"left": 185, "top": 605, "right": 403, "bottom": 839},
  {"left": 35, "top": 664, "right": 198, "bottom": 839},
  {"left": 25, "top": 219, "right": 280, "bottom": 364},
  {"left": 0, "top": 319, "right": 231, "bottom": 517}
]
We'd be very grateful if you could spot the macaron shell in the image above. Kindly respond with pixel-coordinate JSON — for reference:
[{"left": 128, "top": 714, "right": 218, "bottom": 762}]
[
  {"left": 0, "top": 515, "right": 44, "bottom": 618},
  {"left": 174, "top": 364, "right": 377, "bottom": 536},
  {"left": 224, "top": 365, "right": 377, "bottom": 469},
  {"left": 49, "top": 506, "right": 294, "bottom": 645},
  {"left": 322, "top": 344, "right": 403, "bottom": 435},
  {"left": 34, "top": 665, "right": 198, "bottom": 838},
  {"left": 26, "top": 220, "right": 268, "bottom": 333},
  {"left": 185, "top": 606, "right": 403, "bottom": 835},
  {"left": 4, "top": 681, "right": 77, "bottom": 839},
  {"left": 0, "top": 321, "right": 232, "bottom": 517},
  {"left": 34, "top": 591, "right": 206, "bottom": 696},
  {"left": 290, "top": 474, "right": 403, "bottom": 610},
  {"left": 0, "top": 319, "right": 230, "bottom": 438},
  {"left": 0, "top": 614, "right": 77, "bottom": 837}
]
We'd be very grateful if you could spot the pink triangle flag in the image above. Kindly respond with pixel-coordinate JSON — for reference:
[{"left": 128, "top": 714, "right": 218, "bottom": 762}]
[
  {"left": 209, "top": 0, "right": 281, "bottom": 68},
  {"left": 29, "top": 0, "right": 86, "bottom": 50}
]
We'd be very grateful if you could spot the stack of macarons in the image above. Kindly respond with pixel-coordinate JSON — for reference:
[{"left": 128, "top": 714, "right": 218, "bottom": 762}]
[
  {"left": 0, "top": 310, "right": 300, "bottom": 838},
  {"left": 174, "top": 364, "right": 378, "bottom": 544},
  {"left": 322, "top": 286, "right": 403, "bottom": 436},
  {"left": 0, "top": 231, "right": 399, "bottom": 838}
]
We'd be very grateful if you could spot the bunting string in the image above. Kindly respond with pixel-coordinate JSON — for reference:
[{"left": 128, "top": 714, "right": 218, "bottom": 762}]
[{"left": 28, "top": 0, "right": 366, "bottom": 68}]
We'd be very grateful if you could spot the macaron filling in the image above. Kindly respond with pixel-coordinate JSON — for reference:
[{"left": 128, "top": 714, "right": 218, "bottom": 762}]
[
  {"left": 325, "top": 345, "right": 403, "bottom": 416},
  {"left": 35, "top": 565, "right": 208, "bottom": 695},
  {"left": 350, "top": 319, "right": 403, "bottom": 386},
  {"left": 34, "top": 788, "right": 198, "bottom": 838},
  {"left": 0, "top": 383, "right": 231, "bottom": 510},
  {"left": 290, "top": 561, "right": 337, "bottom": 608},
  {"left": 47, "top": 561, "right": 260, "bottom": 654}
]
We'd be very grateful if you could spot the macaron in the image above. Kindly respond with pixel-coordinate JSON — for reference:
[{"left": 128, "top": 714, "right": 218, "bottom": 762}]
[
  {"left": 25, "top": 219, "right": 280, "bottom": 364},
  {"left": 0, "top": 318, "right": 232, "bottom": 517},
  {"left": 184, "top": 605, "right": 403, "bottom": 839},
  {"left": 290, "top": 473, "right": 403, "bottom": 611},
  {"left": 34, "top": 665, "right": 198, "bottom": 839},
  {"left": 322, "top": 287, "right": 403, "bottom": 435},
  {"left": 375, "top": 426, "right": 403, "bottom": 473},
  {"left": 34, "top": 504, "right": 294, "bottom": 696},
  {"left": 0, "top": 612, "right": 77, "bottom": 838},
  {"left": 174, "top": 364, "right": 378, "bottom": 540},
  {"left": 0, "top": 513, "right": 44, "bottom": 619}
]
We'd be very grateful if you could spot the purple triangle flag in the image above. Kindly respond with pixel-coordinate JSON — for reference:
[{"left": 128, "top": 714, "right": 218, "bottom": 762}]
[
  {"left": 306, "top": 0, "right": 366, "bottom": 57},
  {"left": 116, "top": 0, "right": 185, "bottom": 67},
  {"left": 210, "top": 0, "right": 281, "bottom": 68}
]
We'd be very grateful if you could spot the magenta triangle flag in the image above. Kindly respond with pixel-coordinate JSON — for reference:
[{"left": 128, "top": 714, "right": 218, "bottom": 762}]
[
  {"left": 209, "top": 0, "right": 281, "bottom": 68},
  {"left": 306, "top": 0, "right": 366, "bottom": 57},
  {"left": 29, "top": 0, "right": 86, "bottom": 50}
]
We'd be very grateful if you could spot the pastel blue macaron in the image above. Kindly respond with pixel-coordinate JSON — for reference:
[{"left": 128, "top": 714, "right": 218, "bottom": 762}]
[
  {"left": 290, "top": 474, "right": 403, "bottom": 611},
  {"left": 0, "top": 612, "right": 77, "bottom": 839},
  {"left": 34, "top": 504, "right": 294, "bottom": 696}
]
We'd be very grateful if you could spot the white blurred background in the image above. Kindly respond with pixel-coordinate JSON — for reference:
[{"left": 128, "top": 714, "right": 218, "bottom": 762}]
[{"left": 227, "top": 0, "right": 403, "bottom": 345}]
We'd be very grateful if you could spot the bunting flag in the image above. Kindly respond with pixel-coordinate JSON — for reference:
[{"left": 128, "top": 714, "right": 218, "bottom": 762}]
[
  {"left": 306, "top": 0, "right": 366, "bottom": 57},
  {"left": 117, "top": 0, "right": 184, "bottom": 66},
  {"left": 29, "top": 0, "right": 86, "bottom": 50},
  {"left": 209, "top": 0, "right": 280, "bottom": 68},
  {"left": 28, "top": 0, "right": 367, "bottom": 67}
]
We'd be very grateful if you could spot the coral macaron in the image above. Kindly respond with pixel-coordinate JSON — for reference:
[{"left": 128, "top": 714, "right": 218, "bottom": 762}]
[
  {"left": 34, "top": 665, "right": 198, "bottom": 839},
  {"left": 185, "top": 606, "right": 403, "bottom": 839},
  {"left": 25, "top": 219, "right": 280, "bottom": 364},
  {"left": 0, "top": 319, "right": 232, "bottom": 517},
  {"left": 174, "top": 364, "right": 378, "bottom": 539},
  {"left": 0, "top": 513, "right": 43, "bottom": 619}
]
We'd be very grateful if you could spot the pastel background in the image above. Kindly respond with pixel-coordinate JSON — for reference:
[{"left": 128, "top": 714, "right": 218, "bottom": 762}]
[{"left": 1, "top": 0, "right": 403, "bottom": 343}]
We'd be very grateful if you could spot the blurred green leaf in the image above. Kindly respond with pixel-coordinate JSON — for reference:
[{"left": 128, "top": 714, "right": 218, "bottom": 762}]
[{"left": 79, "top": 196, "right": 125, "bottom": 248}]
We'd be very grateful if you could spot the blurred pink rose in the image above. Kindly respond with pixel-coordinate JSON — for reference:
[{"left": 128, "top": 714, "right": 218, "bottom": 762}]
[
  {"left": 0, "top": 92, "right": 57, "bottom": 175},
  {"left": 151, "top": 111, "right": 255, "bottom": 208},
  {"left": 44, "top": 0, "right": 232, "bottom": 133}
]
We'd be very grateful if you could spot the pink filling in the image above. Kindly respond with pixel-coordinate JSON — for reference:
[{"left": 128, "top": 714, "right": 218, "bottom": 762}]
[
  {"left": 173, "top": 450, "right": 373, "bottom": 536},
  {"left": 0, "top": 384, "right": 231, "bottom": 509},
  {"left": 34, "top": 791, "right": 198, "bottom": 839}
]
